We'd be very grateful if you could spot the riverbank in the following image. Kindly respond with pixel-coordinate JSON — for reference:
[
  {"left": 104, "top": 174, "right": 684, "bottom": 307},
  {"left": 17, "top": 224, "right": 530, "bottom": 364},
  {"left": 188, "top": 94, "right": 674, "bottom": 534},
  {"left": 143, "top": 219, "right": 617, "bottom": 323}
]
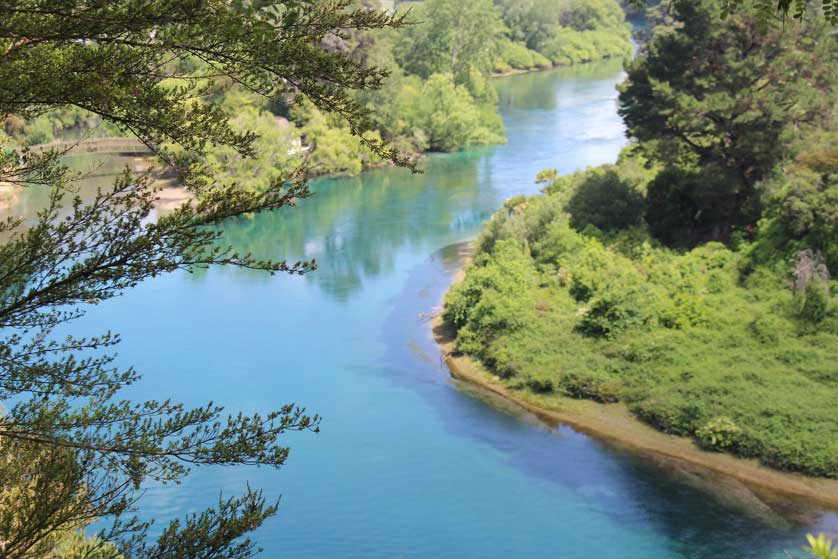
[
  {"left": 432, "top": 244, "right": 838, "bottom": 512},
  {"left": 491, "top": 65, "right": 554, "bottom": 78},
  {"left": 0, "top": 182, "right": 20, "bottom": 211}
]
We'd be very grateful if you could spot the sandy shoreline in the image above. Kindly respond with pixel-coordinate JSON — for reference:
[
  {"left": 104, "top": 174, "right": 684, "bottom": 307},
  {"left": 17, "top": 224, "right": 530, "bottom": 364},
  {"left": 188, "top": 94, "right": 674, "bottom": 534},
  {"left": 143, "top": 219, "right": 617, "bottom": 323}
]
[
  {"left": 432, "top": 248, "right": 838, "bottom": 512},
  {"left": 490, "top": 65, "right": 554, "bottom": 78}
]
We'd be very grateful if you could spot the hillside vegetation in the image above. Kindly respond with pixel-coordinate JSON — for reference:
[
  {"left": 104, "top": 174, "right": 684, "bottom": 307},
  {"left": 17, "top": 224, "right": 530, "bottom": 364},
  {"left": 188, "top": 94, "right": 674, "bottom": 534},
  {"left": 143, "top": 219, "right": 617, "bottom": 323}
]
[
  {"left": 2, "top": 0, "right": 632, "bottom": 183},
  {"left": 444, "top": 0, "right": 838, "bottom": 477},
  {"left": 492, "top": 0, "right": 633, "bottom": 71}
]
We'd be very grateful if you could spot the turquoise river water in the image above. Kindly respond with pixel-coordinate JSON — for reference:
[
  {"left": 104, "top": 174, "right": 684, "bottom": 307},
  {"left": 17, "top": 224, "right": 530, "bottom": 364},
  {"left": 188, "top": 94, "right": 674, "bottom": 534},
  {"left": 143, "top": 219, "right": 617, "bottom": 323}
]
[{"left": 23, "top": 59, "right": 838, "bottom": 558}]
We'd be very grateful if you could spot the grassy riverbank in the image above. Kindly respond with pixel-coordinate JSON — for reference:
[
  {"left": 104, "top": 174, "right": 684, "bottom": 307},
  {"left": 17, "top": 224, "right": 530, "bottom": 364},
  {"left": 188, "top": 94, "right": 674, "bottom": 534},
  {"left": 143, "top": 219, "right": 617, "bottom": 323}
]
[
  {"left": 433, "top": 248, "right": 838, "bottom": 510},
  {"left": 440, "top": 156, "right": 838, "bottom": 480},
  {"left": 439, "top": 1, "right": 837, "bottom": 483}
]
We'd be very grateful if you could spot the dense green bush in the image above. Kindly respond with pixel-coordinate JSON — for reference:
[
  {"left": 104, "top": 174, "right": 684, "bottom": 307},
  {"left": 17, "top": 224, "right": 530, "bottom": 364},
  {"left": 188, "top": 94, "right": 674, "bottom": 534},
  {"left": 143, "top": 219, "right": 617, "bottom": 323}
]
[
  {"left": 443, "top": 151, "right": 838, "bottom": 477},
  {"left": 400, "top": 73, "right": 505, "bottom": 152},
  {"left": 695, "top": 417, "right": 743, "bottom": 452},
  {"left": 576, "top": 287, "right": 646, "bottom": 338},
  {"left": 758, "top": 150, "right": 838, "bottom": 271},
  {"left": 644, "top": 167, "right": 745, "bottom": 247},
  {"left": 541, "top": 28, "right": 632, "bottom": 65},
  {"left": 494, "top": 0, "right": 633, "bottom": 66},
  {"left": 559, "top": 372, "right": 620, "bottom": 402},
  {"left": 801, "top": 280, "right": 831, "bottom": 323},
  {"left": 495, "top": 40, "right": 552, "bottom": 72},
  {"left": 566, "top": 169, "right": 646, "bottom": 232},
  {"left": 444, "top": 0, "right": 838, "bottom": 478}
]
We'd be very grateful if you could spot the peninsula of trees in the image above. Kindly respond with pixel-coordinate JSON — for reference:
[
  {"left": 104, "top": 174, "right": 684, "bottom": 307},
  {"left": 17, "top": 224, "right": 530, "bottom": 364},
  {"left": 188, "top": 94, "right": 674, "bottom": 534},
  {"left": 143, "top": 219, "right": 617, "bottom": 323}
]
[{"left": 443, "top": 0, "right": 838, "bottom": 478}]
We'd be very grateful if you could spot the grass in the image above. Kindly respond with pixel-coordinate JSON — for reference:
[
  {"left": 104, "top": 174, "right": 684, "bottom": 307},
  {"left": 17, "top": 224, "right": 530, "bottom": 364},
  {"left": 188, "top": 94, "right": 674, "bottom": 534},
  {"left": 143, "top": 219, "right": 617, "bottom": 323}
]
[{"left": 443, "top": 161, "right": 838, "bottom": 478}]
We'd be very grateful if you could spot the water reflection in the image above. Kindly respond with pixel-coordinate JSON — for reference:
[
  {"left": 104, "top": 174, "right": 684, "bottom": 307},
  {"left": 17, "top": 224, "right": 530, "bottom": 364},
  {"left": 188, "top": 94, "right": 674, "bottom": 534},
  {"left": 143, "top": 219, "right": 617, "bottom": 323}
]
[
  {"left": 217, "top": 150, "right": 492, "bottom": 300},
  {"left": 0, "top": 154, "right": 153, "bottom": 223},
  {"left": 384, "top": 241, "right": 837, "bottom": 559},
  {"left": 495, "top": 57, "right": 626, "bottom": 111}
]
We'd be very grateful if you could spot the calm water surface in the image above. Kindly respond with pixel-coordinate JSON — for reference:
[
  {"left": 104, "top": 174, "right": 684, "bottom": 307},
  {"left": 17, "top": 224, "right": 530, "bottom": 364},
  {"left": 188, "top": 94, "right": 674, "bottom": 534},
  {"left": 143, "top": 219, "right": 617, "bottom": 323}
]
[{"left": 41, "top": 59, "right": 837, "bottom": 558}]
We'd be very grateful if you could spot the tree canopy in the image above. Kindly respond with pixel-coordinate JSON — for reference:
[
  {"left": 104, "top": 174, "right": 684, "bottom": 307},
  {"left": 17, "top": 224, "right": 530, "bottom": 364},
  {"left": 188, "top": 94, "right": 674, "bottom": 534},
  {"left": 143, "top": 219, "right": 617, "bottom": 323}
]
[
  {"left": 619, "top": 0, "right": 835, "bottom": 245},
  {"left": 0, "top": 1, "right": 408, "bottom": 558},
  {"left": 397, "top": 0, "right": 506, "bottom": 80},
  {"left": 628, "top": 0, "right": 838, "bottom": 25}
]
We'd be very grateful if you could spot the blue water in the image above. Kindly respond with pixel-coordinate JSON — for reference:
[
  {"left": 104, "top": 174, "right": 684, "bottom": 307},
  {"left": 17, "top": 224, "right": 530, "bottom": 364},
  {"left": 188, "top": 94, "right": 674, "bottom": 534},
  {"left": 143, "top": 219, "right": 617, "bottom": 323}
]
[{"left": 69, "top": 59, "right": 835, "bottom": 558}]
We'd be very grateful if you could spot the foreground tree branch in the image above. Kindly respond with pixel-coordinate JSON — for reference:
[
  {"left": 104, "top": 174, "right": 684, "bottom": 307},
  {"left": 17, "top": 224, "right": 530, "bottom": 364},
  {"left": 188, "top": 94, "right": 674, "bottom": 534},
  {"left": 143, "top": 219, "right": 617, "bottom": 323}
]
[{"left": 0, "top": 1, "right": 409, "bottom": 557}]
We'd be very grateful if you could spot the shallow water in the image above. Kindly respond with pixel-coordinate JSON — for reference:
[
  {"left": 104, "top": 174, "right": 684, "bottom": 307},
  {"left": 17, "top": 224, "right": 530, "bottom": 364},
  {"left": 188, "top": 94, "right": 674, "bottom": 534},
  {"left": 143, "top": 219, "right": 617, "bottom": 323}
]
[{"left": 37, "top": 59, "right": 837, "bottom": 557}]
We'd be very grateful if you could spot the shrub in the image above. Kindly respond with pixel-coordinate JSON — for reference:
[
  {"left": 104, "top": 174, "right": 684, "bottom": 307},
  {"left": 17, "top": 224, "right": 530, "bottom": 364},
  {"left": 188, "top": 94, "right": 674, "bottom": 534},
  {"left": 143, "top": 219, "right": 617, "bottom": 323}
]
[
  {"left": 487, "top": 343, "right": 524, "bottom": 378},
  {"left": 631, "top": 399, "right": 696, "bottom": 436},
  {"left": 449, "top": 152, "right": 838, "bottom": 478},
  {"left": 576, "top": 287, "right": 645, "bottom": 338},
  {"left": 801, "top": 280, "right": 831, "bottom": 323},
  {"left": 526, "top": 374, "right": 555, "bottom": 393},
  {"left": 566, "top": 169, "right": 645, "bottom": 232},
  {"left": 748, "top": 314, "right": 789, "bottom": 344},
  {"left": 23, "top": 116, "right": 56, "bottom": 145},
  {"left": 645, "top": 167, "right": 747, "bottom": 247},
  {"left": 559, "top": 372, "right": 620, "bottom": 403},
  {"left": 497, "top": 40, "right": 538, "bottom": 69},
  {"left": 443, "top": 273, "right": 488, "bottom": 328},
  {"left": 695, "top": 416, "right": 742, "bottom": 451},
  {"left": 535, "top": 168, "right": 558, "bottom": 184}
]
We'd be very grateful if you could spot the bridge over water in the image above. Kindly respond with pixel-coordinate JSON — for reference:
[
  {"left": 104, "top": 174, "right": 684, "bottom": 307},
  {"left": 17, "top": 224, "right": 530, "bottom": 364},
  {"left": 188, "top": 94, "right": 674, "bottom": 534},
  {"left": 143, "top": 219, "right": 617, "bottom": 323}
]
[{"left": 29, "top": 137, "right": 153, "bottom": 156}]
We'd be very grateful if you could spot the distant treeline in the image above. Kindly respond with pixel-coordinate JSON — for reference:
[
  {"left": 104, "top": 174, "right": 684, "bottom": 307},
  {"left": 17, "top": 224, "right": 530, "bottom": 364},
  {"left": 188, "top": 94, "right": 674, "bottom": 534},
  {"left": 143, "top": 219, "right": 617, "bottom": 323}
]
[{"left": 2, "top": 0, "right": 632, "bottom": 183}]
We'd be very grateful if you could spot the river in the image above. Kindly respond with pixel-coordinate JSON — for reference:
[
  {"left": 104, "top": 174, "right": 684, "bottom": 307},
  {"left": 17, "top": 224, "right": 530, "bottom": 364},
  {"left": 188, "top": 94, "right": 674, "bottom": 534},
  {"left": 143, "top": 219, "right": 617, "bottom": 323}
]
[{"left": 18, "top": 58, "right": 838, "bottom": 558}]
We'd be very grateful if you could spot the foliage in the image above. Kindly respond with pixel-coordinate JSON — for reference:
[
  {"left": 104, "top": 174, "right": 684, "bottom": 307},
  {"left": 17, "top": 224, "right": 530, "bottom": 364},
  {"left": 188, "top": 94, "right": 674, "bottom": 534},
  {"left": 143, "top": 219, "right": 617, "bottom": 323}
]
[
  {"left": 807, "top": 534, "right": 838, "bottom": 559},
  {"left": 495, "top": 0, "right": 634, "bottom": 66},
  {"left": 643, "top": 166, "right": 745, "bottom": 246},
  {"left": 619, "top": 0, "right": 836, "bottom": 245},
  {"left": 494, "top": 40, "right": 552, "bottom": 73},
  {"left": 751, "top": 146, "right": 838, "bottom": 271},
  {"left": 208, "top": 3, "right": 522, "bottom": 171},
  {"left": 445, "top": 0, "right": 838, "bottom": 480},
  {"left": 311, "top": 20, "right": 509, "bottom": 163},
  {"left": 3, "top": 106, "right": 127, "bottom": 146},
  {"left": 399, "top": 73, "right": 505, "bottom": 152},
  {"left": 396, "top": 0, "right": 507, "bottom": 80},
  {"left": 538, "top": 27, "right": 633, "bottom": 66},
  {"left": 535, "top": 168, "right": 559, "bottom": 184},
  {"left": 293, "top": 99, "right": 380, "bottom": 176},
  {"left": 627, "top": 0, "right": 838, "bottom": 25},
  {"left": 204, "top": 89, "right": 304, "bottom": 189},
  {"left": 51, "top": 531, "right": 122, "bottom": 559},
  {"left": 4, "top": 0, "right": 640, "bottom": 175},
  {"left": 444, "top": 149, "right": 838, "bottom": 477},
  {"left": 695, "top": 416, "right": 743, "bottom": 451},
  {"left": 565, "top": 168, "right": 646, "bottom": 232},
  {"left": 800, "top": 278, "right": 831, "bottom": 323},
  {"left": 0, "top": 1, "right": 410, "bottom": 558}
]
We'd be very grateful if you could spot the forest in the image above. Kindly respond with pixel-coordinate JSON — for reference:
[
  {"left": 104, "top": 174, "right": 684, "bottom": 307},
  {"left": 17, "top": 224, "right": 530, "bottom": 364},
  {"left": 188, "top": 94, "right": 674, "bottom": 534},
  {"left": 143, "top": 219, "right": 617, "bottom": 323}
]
[
  {"left": 2, "top": 0, "right": 632, "bottom": 181},
  {"left": 444, "top": 0, "right": 838, "bottom": 477}
]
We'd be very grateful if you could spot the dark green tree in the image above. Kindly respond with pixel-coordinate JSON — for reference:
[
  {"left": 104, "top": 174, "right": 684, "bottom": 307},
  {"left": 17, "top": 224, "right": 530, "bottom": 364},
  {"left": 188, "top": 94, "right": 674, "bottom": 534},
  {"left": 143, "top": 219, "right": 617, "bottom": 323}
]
[
  {"left": 395, "top": 0, "right": 507, "bottom": 81},
  {"left": 627, "top": 0, "right": 838, "bottom": 24},
  {"left": 566, "top": 169, "right": 646, "bottom": 232},
  {"left": 0, "top": 1, "right": 407, "bottom": 558},
  {"left": 619, "top": 0, "right": 834, "bottom": 244},
  {"left": 493, "top": 0, "right": 563, "bottom": 50}
]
